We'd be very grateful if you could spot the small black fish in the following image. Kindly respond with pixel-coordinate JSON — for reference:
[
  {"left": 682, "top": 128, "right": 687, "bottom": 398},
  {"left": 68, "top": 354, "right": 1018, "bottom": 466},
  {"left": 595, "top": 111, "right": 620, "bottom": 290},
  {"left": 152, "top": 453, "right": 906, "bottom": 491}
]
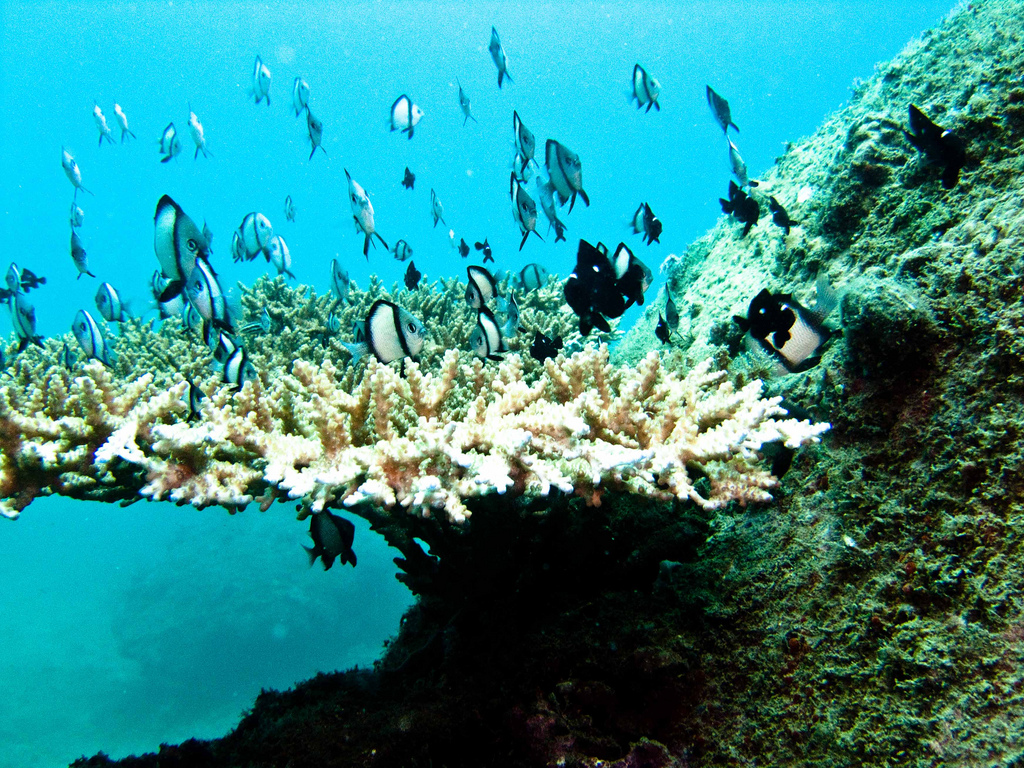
[
  {"left": 474, "top": 239, "right": 493, "bottom": 263},
  {"left": 564, "top": 240, "right": 651, "bottom": 336},
  {"left": 904, "top": 104, "right": 966, "bottom": 189},
  {"left": 402, "top": 167, "right": 415, "bottom": 190},
  {"left": 458, "top": 238, "right": 470, "bottom": 258},
  {"left": 719, "top": 181, "right": 759, "bottom": 236},
  {"left": 768, "top": 197, "right": 798, "bottom": 236},
  {"left": 665, "top": 294, "right": 679, "bottom": 331},
  {"left": 631, "top": 202, "right": 662, "bottom": 245},
  {"left": 655, "top": 314, "right": 671, "bottom": 344},
  {"left": 405, "top": 260, "right": 422, "bottom": 290},
  {"left": 304, "top": 511, "right": 357, "bottom": 570},
  {"left": 529, "top": 331, "right": 563, "bottom": 362}
]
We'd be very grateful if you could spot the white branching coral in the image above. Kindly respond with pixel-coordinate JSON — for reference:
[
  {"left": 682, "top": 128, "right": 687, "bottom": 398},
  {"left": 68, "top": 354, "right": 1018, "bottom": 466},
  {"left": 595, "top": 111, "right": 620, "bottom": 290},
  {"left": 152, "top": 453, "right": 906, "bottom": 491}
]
[{"left": 0, "top": 346, "right": 827, "bottom": 522}]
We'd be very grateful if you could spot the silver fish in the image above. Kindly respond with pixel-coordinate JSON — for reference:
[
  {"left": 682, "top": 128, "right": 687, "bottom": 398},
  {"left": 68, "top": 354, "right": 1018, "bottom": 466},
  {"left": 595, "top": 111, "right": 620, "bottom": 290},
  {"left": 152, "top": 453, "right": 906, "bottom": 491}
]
[
  {"left": 223, "top": 346, "right": 256, "bottom": 390},
  {"left": 343, "top": 300, "right": 426, "bottom": 364},
  {"left": 151, "top": 270, "right": 184, "bottom": 319},
  {"left": 430, "top": 188, "right": 445, "bottom": 228},
  {"left": 346, "top": 170, "right": 386, "bottom": 258},
  {"left": 153, "top": 195, "right": 210, "bottom": 292},
  {"left": 457, "top": 79, "right": 477, "bottom": 125},
  {"left": 470, "top": 306, "right": 506, "bottom": 360},
  {"left": 535, "top": 177, "right": 566, "bottom": 243},
  {"left": 113, "top": 103, "right": 135, "bottom": 143},
  {"left": 72, "top": 309, "right": 113, "bottom": 366},
  {"left": 707, "top": 85, "right": 738, "bottom": 135},
  {"left": 488, "top": 26, "right": 512, "bottom": 88},
  {"left": 513, "top": 110, "right": 534, "bottom": 161},
  {"left": 545, "top": 140, "right": 589, "bottom": 213},
  {"left": 516, "top": 263, "right": 548, "bottom": 292},
  {"left": 284, "top": 195, "right": 296, "bottom": 222},
  {"left": 251, "top": 55, "right": 271, "bottom": 106},
  {"left": 69, "top": 203, "right": 84, "bottom": 229},
  {"left": 9, "top": 293, "right": 42, "bottom": 351},
  {"left": 158, "top": 122, "right": 182, "bottom": 162},
  {"left": 188, "top": 104, "right": 210, "bottom": 159},
  {"left": 331, "top": 259, "right": 350, "bottom": 303},
  {"left": 93, "top": 103, "right": 115, "bottom": 146},
  {"left": 390, "top": 94, "right": 423, "bottom": 139},
  {"left": 292, "top": 77, "right": 310, "bottom": 117},
  {"left": 240, "top": 307, "right": 272, "bottom": 335},
  {"left": 70, "top": 230, "right": 95, "bottom": 279},
  {"left": 95, "top": 282, "right": 129, "bottom": 322},
  {"left": 325, "top": 311, "right": 342, "bottom": 334},
  {"left": 231, "top": 230, "right": 246, "bottom": 263},
  {"left": 510, "top": 173, "right": 542, "bottom": 251},
  {"left": 498, "top": 290, "right": 520, "bottom": 337},
  {"left": 391, "top": 239, "right": 413, "bottom": 262},
  {"left": 728, "top": 138, "right": 749, "bottom": 187},
  {"left": 465, "top": 265, "right": 498, "bottom": 309},
  {"left": 512, "top": 152, "right": 534, "bottom": 184},
  {"left": 62, "top": 148, "right": 93, "bottom": 197},
  {"left": 5, "top": 264, "right": 44, "bottom": 295},
  {"left": 631, "top": 64, "right": 661, "bottom": 113},
  {"left": 266, "top": 234, "right": 295, "bottom": 279},
  {"left": 307, "top": 109, "right": 325, "bottom": 159},
  {"left": 240, "top": 212, "right": 273, "bottom": 260},
  {"left": 185, "top": 256, "right": 232, "bottom": 331}
]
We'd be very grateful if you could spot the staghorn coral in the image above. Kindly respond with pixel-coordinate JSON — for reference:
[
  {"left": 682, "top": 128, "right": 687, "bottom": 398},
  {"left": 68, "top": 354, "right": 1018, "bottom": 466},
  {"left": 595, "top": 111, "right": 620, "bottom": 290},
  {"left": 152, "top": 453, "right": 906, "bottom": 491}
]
[{"left": 0, "top": 343, "right": 826, "bottom": 523}]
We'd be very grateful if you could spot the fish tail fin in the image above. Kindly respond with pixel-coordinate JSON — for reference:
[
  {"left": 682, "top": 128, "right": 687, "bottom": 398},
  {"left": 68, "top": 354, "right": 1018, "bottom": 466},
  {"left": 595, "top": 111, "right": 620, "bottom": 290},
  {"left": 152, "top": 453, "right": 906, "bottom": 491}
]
[
  {"left": 730, "top": 121, "right": 739, "bottom": 133},
  {"left": 519, "top": 231, "right": 529, "bottom": 251},
  {"left": 646, "top": 103, "right": 653, "bottom": 114},
  {"left": 654, "top": 102, "right": 660, "bottom": 112},
  {"left": 375, "top": 233, "right": 388, "bottom": 251},
  {"left": 266, "top": 94, "right": 271, "bottom": 107},
  {"left": 302, "top": 544, "right": 318, "bottom": 568},
  {"left": 470, "top": 114, "right": 478, "bottom": 123},
  {"left": 341, "top": 341, "right": 369, "bottom": 363},
  {"left": 363, "top": 234, "right": 371, "bottom": 258},
  {"left": 309, "top": 146, "right": 316, "bottom": 160},
  {"left": 579, "top": 190, "right": 590, "bottom": 207},
  {"left": 194, "top": 146, "right": 200, "bottom": 160}
]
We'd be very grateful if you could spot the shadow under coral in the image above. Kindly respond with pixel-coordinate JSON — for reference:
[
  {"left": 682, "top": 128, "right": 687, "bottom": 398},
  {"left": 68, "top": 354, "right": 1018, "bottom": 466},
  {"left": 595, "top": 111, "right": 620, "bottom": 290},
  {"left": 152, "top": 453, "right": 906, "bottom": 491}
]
[{"left": 72, "top": 490, "right": 722, "bottom": 768}]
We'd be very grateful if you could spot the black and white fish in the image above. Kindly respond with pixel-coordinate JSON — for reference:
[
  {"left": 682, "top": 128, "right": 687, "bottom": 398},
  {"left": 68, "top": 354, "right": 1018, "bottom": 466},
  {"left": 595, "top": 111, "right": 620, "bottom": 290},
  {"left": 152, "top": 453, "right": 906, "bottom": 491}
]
[
  {"left": 284, "top": 195, "right": 296, "bottom": 222},
  {"left": 72, "top": 309, "right": 113, "bottom": 366},
  {"left": 457, "top": 79, "right": 477, "bottom": 125},
  {"left": 768, "top": 197, "right": 799, "bottom": 235},
  {"left": 95, "top": 282, "right": 130, "bottom": 322},
  {"left": 390, "top": 95, "right": 423, "bottom": 139},
  {"left": 8, "top": 293, "right": 43, "bottom": 352},
  {"left": 535, "top": 177, "right": 567, "bottom": 243},
  {"left": 497, "top": 290, "right": 520, "bottom": 337},
  {"left": 186, "top": 255, "right": 233, "bottom": 331},
  {"left": 188, "top": 105, "right": 210, "bottom": 159},
  {"left": 474, "top": 239, "right": 493, "bottom": 263},
  {"left": 61, "top": 341, "right": 77, "bottom": 371},
  {"left": 545, "top": 140, "right": 590, "bottom": 213},
  {"left": 292, "top": 77, "right": 310, "bottom": 117},
  {"left": 158, "top": 122, "right": 182, "bottom": 163},
  {"left": 665, "top": 294, "right": 679, "bottom": 332},
  {"left": 153, "top": 196, "right": 210, "bottom": 298},
  {"left": 93, "top": 103, "right": 115, "bottom": 146},
  {"left": 331, "top": 259, "right": 350, "bottom": 303},
  {"left": 230, "top": 230, "right": 246, "bottom": 263},
  {"left": 488, "top": 26, "right": 513, "bottom": 88},
  {"left": 512, "top": 151, "right": 534, "bottom": 184},
  {"left": 631, "top": 64, "right": 661, "bottom": 113},
  {"left": 346, "top": 170, "right": 387, "bottom": 258},
  {"left": 471, "top": 306, "right": 507, "bottom": 361},
  {"left": 516, "top": 263, "right": 548, "bottom": 292},
  {"left": 404, "top": 260, "right": 421, "bottom": 290},
  {"left": 62, "top": 148, "right": 92, "bottom": 197},
  {"left": 69, "top": 203, "right": 84, "bottom": 229},
  {"left": 307, "top": 109, "right": 325, "bottom": 159},
  {"left": 151, "top": 270, "right": 184, "bottom": 318},
  {"left": 70, "top": 230, "right": 95, "bottom": 279},
  {"left": 719, "top": 180, "right": 760, "bottom": 236},
  {"left": 564, "top": 240, "right": 651, "bottom": 336},
  {"left": 113, "top": 103, "right": 135, "bottom": 143},
  {"left": 342, "top": 300, "right": 426, "bottom": 364},
  {"left": 465, "top": 265, "right": 498, "bottom": 309},
  {"left": 186, "top": 379, "right": 205, "bottom": 421},
  {"left": 529, "top": 331, "right": 563, "bottom": 362},
  {"left": 239, "top": 212, "right": 274, "bottom": 260},
  {"left": 733, "top": 274, "right": 838, "bottom": 373},
  {"left": 510, "top": 173, "right": 542, "bottom": 251},
  {"left": 240, "top": 307, "right": 271, "bottom": 335},
  {"left": 904, "top": 104, "right": 967, "bottom": 189},
  {"left": 402, "top": 167, "right": 415, "bottom": 190},
  {"left": 513, "top": 110, "right": 535, "bottom": 161},
  {"left": 324, "top": 311, "right": 342, "bottom": 335},
  {"left": 6, "top": 264, "right": 46, "bottom": 295},
  {"left": 304, "top": 511, "right": 357, "bottom": 570},
  {"left": 266, "top": 234, "right": 295, "bottom": 279},
  {"left": 630, "top": 202, "right": 662, "bottom": 245},
  {"left": 458, "top": 238, "right": 470, "bottom": 259},
  {"left": 655, "top": 314, "right": 672, "bottom": 344},
  {"left": 430, "top": 189, "right": 445, "bottom": 228},
  {"left": 251, "top": 55, "right": 271, "bottom": 106},
  {"left": 391, "top": 239, "right": 413, "bottom": 262},
  {"left": 707, "top": 85, "right": 738, "bottom": 135},
  {"left": 206, "top": 325, "right": 238, "bottom": 364},
  {"left": 223, "top": 346, "right": 256, "bottom": 391},
  {"left": 350, "top": 319, "right": 366, "bottom": 343}
]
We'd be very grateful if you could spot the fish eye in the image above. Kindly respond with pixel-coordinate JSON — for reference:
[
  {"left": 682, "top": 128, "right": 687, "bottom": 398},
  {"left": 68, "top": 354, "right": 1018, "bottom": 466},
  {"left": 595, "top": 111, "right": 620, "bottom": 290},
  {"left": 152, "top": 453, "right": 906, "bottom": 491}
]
[
  {"left": 77, "top": 322, "right": 86, "bottom": 332},
  {"left": 407, "top": 322, "right": 417, "bottom": 332},
  {"left": 186, "top": 239, "right": 198, "bottom": 252}
]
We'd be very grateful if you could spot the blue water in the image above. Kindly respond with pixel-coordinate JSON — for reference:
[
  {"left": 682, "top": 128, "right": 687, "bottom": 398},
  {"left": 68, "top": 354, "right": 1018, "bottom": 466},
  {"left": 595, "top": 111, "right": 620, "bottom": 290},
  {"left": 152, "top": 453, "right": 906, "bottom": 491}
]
[{"left": 0, "top": 1, "right": 954, "bottom": 764}]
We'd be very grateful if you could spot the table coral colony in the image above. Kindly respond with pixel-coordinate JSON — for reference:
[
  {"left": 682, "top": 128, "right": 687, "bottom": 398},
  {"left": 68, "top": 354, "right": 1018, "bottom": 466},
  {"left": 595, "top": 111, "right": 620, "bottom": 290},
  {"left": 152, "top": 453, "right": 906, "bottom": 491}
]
[{"left": 0, "top": 338, "right": 827, "bottom": 525}]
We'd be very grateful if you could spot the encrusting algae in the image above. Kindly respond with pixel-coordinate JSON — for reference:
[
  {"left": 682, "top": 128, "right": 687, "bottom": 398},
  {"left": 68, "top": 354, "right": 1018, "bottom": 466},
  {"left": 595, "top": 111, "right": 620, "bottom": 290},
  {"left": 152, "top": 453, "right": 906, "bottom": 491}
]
[{"left": 0, "top": 274, "right": 827, "bottom": 522}]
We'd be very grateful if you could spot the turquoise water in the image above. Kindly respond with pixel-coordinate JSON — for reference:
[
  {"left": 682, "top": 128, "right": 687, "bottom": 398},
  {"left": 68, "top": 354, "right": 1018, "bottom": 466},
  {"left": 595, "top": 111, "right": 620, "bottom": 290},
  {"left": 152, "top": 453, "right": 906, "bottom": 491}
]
[{"left": 0, "top": 1, "right": 955, "bottom": 764}]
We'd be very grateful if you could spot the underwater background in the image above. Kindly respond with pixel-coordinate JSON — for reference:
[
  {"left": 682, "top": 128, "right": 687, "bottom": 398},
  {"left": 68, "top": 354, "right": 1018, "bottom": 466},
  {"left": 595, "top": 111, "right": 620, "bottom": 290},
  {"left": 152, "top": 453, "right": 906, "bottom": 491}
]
[{"left": 0, "top": 1, "right": 956, "bottom": 765}]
